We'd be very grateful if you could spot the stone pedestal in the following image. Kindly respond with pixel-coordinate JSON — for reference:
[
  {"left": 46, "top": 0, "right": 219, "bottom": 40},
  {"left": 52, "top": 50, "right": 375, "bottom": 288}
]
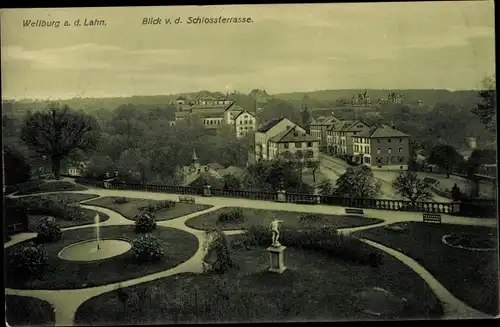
[
  {"left": 203, "top": 184, "right": 212, "bottom": 197},
  {"left": 276, "top": 190, "right": 286, "bottom": 203},
  {"left": 267, "top": 245, "right": 287, "bottom": 274}
]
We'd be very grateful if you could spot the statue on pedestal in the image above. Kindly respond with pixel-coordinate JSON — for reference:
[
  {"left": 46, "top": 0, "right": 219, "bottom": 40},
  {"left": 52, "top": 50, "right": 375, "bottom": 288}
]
[{"left": 269, "top": 219, "right": 284, "bottom": 247}]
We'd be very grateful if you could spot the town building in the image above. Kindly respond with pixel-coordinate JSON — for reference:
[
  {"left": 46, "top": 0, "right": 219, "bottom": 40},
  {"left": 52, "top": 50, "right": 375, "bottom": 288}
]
[
  {"left": 254, "top": 117, "right": 319, "bottom": 162},
  {"left": 175, "top": 150, "right": 246, "bottom": 186},
  {"left": 224, "top": 104, "right": 257, "bottom": 138},
  {"left": 327, "top": 120, "right": 371, "bottom": 157},
  {"left": 352, "top": 124, "right": 410, "bottom": 170},
  {"left": 267, "top": 126, "right": 320, "bottom": 162},
  {"left": 309, "top": 115, "right": 342, "bottom": 151},
  {"left": 173, "top": 93, "right": 256, "bottom": 139}
]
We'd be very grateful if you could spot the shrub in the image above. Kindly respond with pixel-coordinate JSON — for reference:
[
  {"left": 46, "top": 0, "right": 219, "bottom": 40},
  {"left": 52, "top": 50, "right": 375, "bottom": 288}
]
[
  {"left": 36, "top": 218, "right": 62, "bottom": 243},
  {"left": 9, "top": 242, "right": 49, "bottom": 279},
  {"left": 114, "top": 197, "right": 129, "bottom": 204},
  {"left": 135, "top": 212, "right": 157, "bottom": 233},
  {"left": 217, "top": 208, "right": 245, "bottom": 223},
  {"left": 139, "top": 200, "right": 176, "bottom": 213},
  {"left": 131, "top": 235, "right": 164, "bottom": 262},
  {"left": 16, "top": 196, "right": 86, "bottom": 221},
  {"left": 203, "top": 228, "right": 237, "bottom": 273},
  {"left": 298, "top": 214, "right": 326, "bottom": 225},
  {"left": 244, "top": 225, "right": 383, "bottom": 267}
]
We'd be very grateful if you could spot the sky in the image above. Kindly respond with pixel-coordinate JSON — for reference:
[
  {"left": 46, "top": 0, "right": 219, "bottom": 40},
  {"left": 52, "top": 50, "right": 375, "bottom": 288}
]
[{"left": 0, "top": 2, "right": 496, "bottom": 100}]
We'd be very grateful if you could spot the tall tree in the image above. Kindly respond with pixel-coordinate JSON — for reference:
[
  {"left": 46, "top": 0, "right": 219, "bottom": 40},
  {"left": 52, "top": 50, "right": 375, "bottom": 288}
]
[
  {"left": 427, "top": 144, "right": 464, "bottom": 178},
  {"left": 3, "top": 146, "right": 32, "bottom": 185},
  {"left": 472, "top": 76, "right": 496, "bottom": 132},
  {"left": 307, "top": 160, "right": 320, "bottom": 183},
  {"left": 334, "top": 165, "right": 381, "bottom": 199},
  {"left": 20, "top": 104, "right": 100, "bottom": 179},
  {"left": 465, "top": 149, "right": 496, "bottom": 179},
  {"left": 392, "top": 170, "right": 433, "bottom": 205}
]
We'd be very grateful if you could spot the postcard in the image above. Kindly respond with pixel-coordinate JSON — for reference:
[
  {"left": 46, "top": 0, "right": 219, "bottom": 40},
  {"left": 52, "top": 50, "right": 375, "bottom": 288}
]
[{"left": 2, "top": 2, "right": 498, "bottom": 326}]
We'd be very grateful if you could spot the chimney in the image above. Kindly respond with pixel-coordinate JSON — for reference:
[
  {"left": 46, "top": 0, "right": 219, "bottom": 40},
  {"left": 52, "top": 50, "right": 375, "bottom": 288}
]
[{"left": 467, "top": 137, "right": 477, "bottom": 149}]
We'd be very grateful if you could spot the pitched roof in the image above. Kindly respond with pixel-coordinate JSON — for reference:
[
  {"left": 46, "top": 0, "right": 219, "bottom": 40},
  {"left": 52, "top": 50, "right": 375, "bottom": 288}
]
[
  {"left": 197, "top": 112, "right": 224, "bottom": 119},
  {"left": 207, "top": 163, "right": 225, "bottom": 171},
  {"left": 269, "top": 126, "right": 318, "bottom": 143},
  {"left": 357, "top": 124, "right": 409, "bottom": 138},
  {"left": 220, "top": 166, "right": 245, "bottom": 178},
  {"left": 234, "top": 110, "right": 255, "bottom": 120},
  {"left": 256, "top": 117, "right": 286, "bottom": 133},
  {"left": 344, "top": 120, "right": 369, "bottom": 132}
]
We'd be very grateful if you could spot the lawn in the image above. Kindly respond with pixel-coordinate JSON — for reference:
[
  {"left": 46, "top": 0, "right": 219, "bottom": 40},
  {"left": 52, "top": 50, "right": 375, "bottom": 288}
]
[
  {"left": 355, "top": 222, "right": 498, "bottom": 316},
  {"left": 185, "top": 207, "right": 384, "bottom": 231},
  {"left": 27, "top": 207, "right": 110, "bottom": 230},
  {"left": 85, "top": 196, "right": 212, "bottom": 221},
  {"left": 16, "top": 181, "right": 88, "bottom": 195},
  {"left": 4, "top": 225, "right": 198, "bottom": 290},
  {"left": 6, "top": 295, "right": 55, "bottom": 327},
  {"left": 20, "top": 193, "right": 100, "bottom": 204},
  {"left": 74, "top": 237, "right": 443, "bottom": 324}
]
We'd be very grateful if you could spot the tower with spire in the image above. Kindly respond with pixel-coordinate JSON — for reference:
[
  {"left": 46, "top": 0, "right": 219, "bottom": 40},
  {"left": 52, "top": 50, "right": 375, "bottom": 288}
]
[{"left": 190, "top": 149, "right": 200, "bottom": 173}]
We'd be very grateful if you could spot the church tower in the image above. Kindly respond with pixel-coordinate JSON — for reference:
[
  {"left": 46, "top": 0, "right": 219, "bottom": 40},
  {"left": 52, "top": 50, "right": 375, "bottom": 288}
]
[{"left": 191, "top": 149, "right": 200, "bottom": 172}]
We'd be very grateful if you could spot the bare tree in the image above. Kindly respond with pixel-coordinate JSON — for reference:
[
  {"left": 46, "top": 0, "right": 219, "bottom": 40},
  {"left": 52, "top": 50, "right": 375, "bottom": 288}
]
[{"left": 392, "top": 170, "right": 433, "bottom": 205}]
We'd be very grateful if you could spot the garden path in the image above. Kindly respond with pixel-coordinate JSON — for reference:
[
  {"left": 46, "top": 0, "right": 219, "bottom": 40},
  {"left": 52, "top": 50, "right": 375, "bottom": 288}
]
[{"left": 4, "top": 189, "right": 495, "bottom": 325}]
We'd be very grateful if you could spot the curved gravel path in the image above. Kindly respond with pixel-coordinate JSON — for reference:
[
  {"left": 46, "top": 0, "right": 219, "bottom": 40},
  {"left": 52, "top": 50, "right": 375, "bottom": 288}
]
[{"left": 4, "top": 189, "right": 496, "bottom": 325}]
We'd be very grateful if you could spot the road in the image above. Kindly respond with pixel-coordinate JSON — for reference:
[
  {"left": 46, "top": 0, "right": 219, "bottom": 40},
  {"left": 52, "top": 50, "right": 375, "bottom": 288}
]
[{"left": 319, "top": 153, "right": 451, "bottom": 202}]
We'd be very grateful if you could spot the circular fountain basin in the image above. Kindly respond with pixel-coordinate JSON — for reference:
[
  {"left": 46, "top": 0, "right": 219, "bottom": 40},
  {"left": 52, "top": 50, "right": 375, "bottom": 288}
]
[
  {"left": 442, "top": 234, "right": 496, "bottom": 252},
  {"left": 58, "top": 239, "right": 132, "bottom": 261}
]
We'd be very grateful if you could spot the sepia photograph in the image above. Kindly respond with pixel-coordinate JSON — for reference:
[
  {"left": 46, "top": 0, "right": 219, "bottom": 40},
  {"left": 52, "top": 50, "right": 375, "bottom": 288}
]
[{"left": 1, "top": 2, "right": 498, "bottom": 325}]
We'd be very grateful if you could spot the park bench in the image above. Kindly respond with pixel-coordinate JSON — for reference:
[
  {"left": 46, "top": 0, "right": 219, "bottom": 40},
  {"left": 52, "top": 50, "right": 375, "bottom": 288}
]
[
  {"left": 423, "top": 213, "right": 442, "bottom": 224},
  {"left": 178, "top": 195, "right": 196, "bottom": 204},
  {"left": 7, "top": 222, "right": 24, "bottom": 234},
  {"left": 345, "top": 208, "right": 365, "bottom": 216}
]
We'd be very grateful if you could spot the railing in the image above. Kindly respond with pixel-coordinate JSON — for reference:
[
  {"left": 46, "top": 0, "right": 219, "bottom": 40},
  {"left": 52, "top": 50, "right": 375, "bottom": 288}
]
[
  {"left": 210, "top": 188, "right": 276, "bottom": 201},
  {"left": 70, "top": 179, "right": 490, "bottom": 216}
]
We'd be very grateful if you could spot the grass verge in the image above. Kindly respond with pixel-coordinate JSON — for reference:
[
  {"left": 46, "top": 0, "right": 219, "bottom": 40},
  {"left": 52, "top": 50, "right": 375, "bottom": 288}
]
[
  {"left": 4, "top": 225, "right": 198, "bottom": 290},
  {"left": 355, "top": 222, "right": 498, "bottom": 316},
  {"left": 16, "top": 181, "right": 87, "bottom": 195},
  {"left": 185, "top": 207, "right": 383, "bottom": 231},
  {"left": 74, "top": 237, "right": 442, "bottom": 324},
  {"left": 6, "top": 295, "right": 55, "bottom": 327},
  {"left": 85, "top": 196, "right": 212, "bottom": 221}
]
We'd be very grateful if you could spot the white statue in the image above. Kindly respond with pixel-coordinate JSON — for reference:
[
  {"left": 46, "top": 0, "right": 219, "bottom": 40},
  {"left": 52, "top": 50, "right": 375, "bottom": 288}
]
[{"left": 269, "top": 219, "right": 284, "bottom": 247}]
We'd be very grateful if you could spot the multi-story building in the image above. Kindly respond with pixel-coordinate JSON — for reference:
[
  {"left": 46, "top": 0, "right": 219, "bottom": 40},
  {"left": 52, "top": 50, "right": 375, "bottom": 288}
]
[
  {"left": 353, "top": 125, "right": 410, "bottom": 170},
  {"left": 173, "top": 93, "right": 256, "bottom": 139},
  {"left": 267, "top": 126, "right": 320, "bottom": 161},
  {"left": 254, "top": 117, "right": 300, "bottom": 161},
  {"left": 327, "top": 120, "right": 370, "bottom": 158},
  {"left": 309, "top": 115, "right": 342, "bottom": 151}
]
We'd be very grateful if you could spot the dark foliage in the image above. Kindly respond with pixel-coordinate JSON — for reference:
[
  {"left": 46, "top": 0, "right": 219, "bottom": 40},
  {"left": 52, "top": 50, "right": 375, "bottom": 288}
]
[{"left": 131, "top": 235, "right": 164, "bottom": 262}]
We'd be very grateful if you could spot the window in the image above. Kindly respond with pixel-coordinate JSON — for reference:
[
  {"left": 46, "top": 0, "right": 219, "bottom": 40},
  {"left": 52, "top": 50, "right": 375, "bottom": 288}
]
[
  {"left": 364, "top": 146, "right": 369, "bottom": 153},
  {"left": 284, "top": 143, "right": 289, "bottom": 149},
  {"left": 398, "top": 146, "right": 403, "bottom": 153},
  {"left": 398, "top": 138, "right": 402, "bottom": 143},
  {"left": 239, "top": 127, "right": 243, "bottom": 130},
  {"left": 244, "top": 120, "right": 248, "bottom": 124},
  {"left": 244, "top": 115, "right": 248, "bottom": 119},
  {"left": 357, "top": 125, "right": 363, "bottom": 128},
  {"left": 354, "top": 145, "right": 358, "bottom": 152},
  {"left": 295, "top": 142, "right": 302, "bottom": 148},
  {"left": 388, "top": 148, "right": 392, "bottom": 154},
  {"left": 307, "top": 142, "right": 312, "bottom": 147},
  {"left": 388, "top": 138, "right": 391, "bottom": 143},
  {"left": 364, "top": 156, "right": 371, "bottom": 164},
  {"left": 353, "top": 132, "right": 357, "bottom": 135},
  {"left": 377, "top": 147, "right": 381, "bottom": 154},
  {"left": 398, "top": 156, "right": 404, "bottom": 163},
  {"left": 377, "top": 139, "right": 380, "bottom": 143}
]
